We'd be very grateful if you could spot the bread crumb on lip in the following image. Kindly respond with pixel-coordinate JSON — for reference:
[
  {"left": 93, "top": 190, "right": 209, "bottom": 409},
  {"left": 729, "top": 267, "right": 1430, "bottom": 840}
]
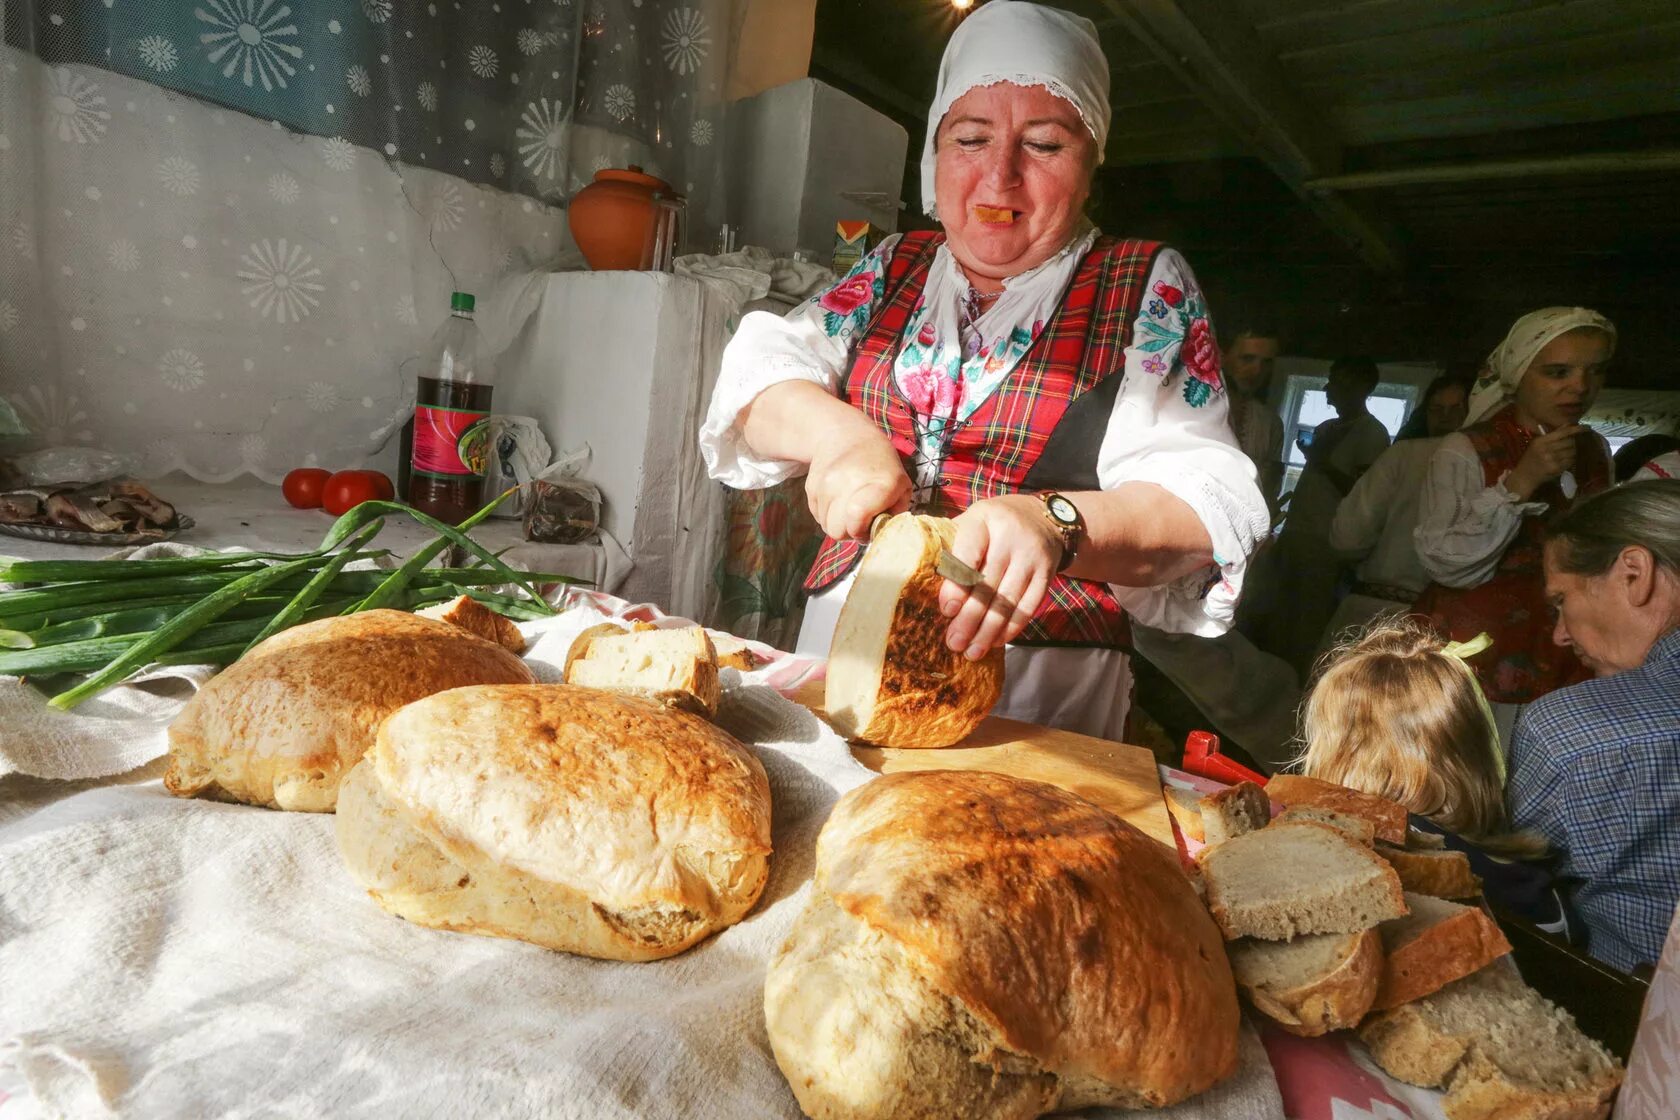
[{"left": 973, "top": 205, "right": 1017, "bottom": 224}]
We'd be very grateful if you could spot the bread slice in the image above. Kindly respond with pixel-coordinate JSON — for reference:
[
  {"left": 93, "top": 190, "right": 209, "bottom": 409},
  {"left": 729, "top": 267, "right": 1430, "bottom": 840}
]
[
  {"left": 1407, "top": 828, "right": 1448, "bottom": 850},
  {"left": 416, "top": 594, "right": 526, "bottom": 654},
  {"left": 1202, "top": 781, "right": 1271, "bottom": 846},
  {"left": 709, "top": 632, "right": 759, "bottom": 671},
  {"left": 1202, "top": 821, "right": 1407, "bottom": 941},
  {"left": 1373, "top": 893, "right": 1511, "bottom": 1012},
  {"left": 564, "top": 624, "right": 721, "bottom": 718},
  {"left": 823, "top": 513, "right": 1003, "bottom": 749},
  {"left": 1377, "top": 845, "right": 1483, "bottom": 900},
  {"left": 1275, "top": 805, "right": 1376, "bottom": 845},
  {"left": 1164, "top": 785, "right": 1206, "bottom": 843},
  {"left": 1266, "top": 774, "right": 1408, "bottom": 845},
  {"left": 1229, "top": 928, "right": 1382, "bottom": 1036},
  {"left": 1360, "top": 967, "right": 1621, "bottom": 1120}
]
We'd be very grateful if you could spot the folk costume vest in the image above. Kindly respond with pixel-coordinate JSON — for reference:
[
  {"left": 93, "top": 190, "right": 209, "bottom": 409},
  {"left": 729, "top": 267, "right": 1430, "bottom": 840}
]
[
  {"left": 804, "top": 231, "right": 1163, "bottom": 648},
  {"left": 1413, "top": 404, "right": 1610, "bottom": 704}
]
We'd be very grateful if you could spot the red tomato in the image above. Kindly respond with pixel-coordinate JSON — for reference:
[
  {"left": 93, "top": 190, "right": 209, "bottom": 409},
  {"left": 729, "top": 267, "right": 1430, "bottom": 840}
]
[
  {"left": 322, "top": 470, "right": 383, "bottom": 516},
  {"left": 281, "top": 468, "right": 331, "bottom": 510},
  {"left": 360, "top": 470, "right": 395, "bottom": 501}
]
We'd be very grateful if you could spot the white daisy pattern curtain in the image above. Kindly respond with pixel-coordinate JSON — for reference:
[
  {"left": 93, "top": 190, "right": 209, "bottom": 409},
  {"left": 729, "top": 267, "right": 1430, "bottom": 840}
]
[{"left": 0, "top": 0, "right": 735, "bottom": 483}]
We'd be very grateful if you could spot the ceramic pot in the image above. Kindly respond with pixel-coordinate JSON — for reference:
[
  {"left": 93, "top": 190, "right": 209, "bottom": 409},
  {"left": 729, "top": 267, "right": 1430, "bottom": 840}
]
[{"left": 567, "top": 165, "right": 672, "bottom": 271}]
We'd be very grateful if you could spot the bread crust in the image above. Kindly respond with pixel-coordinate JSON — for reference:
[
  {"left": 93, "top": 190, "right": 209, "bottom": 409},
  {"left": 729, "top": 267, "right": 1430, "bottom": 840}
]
[
  {"left": 563, "top": 624, "right": 721, "bottom": 718},
  {"left": 1164, "top": 785, "right": 1205, "bottom": 843},
  {"left": 1265, "top": 774, "right": 1408, "bottom": 845},
  {"left": 165, "top": 610, "right": 534, "bottom": 811},
  {"left": 826, "top": 515, "right": 1003, "bottom": 749},
  {"left": 1373, "top": 897, "right": 1512, "bottom": 1011},
  {"left": 1232, "top": 928, "right": 1383, "bottom": 1037},
  {"left": 337, "top": 684, "right": 772, "bottom": 960},
  {"left": 415, "top": 594, "right": 526, "bottom": 654},
  {"left": 1376, "top": 845, "right": 1484, "bottom": 900},
  {"left": 775, "top": 771, "right": 1239, "bottom": 1111},
  {"left": 1203, "top": 821, "right": 1408, "bottom": 941}
]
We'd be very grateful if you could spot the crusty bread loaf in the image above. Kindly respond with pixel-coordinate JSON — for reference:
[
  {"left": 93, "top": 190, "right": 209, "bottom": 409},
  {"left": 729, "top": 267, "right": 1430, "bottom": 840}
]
[
  {"left": 1376, "top": 844, "right": 1483, "bottom": 899},
  {"left": 1201, "top": 781, "right": 1271, "bottom": 847},
  {"left": 415, "top": 594, "right": 526, "bottom": 654},
  {"left": 1266, "top": 774, "right": 1408, "bottom": 845},
  {"left": 336, "top": 684, "right": 771, "bottom": 960},
  {"left": 1360, "top": 967, "right": 1621, "bottom": 1120},
  {"left": 1202, "top": 821, "right": 1407, "bottom": 941},
  {"left": 564, "top": 623, "right": 721, "bottom": 717},
  {"left": 1276, "top": 805, "right": 1377, "bottom": 845},
  {"left": 1373, "top": 893, "right": 1512, "bottom": 1011},
  {"left": 1229, "top": 928, "right": 1382, "bottom": 1037},
  {"left": 165, "top": 610, "right": 534, "bottom": 812},
  {"left": 765, "top": 771, "right": 1239, "bottom": 1118},
  {"left": 823, "top": 513, "right": 1003, "bottom": 749}
]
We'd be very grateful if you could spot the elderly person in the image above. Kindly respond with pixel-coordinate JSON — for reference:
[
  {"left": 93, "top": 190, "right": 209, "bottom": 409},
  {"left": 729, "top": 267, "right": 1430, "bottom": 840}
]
[
  {"left": 1412, "top": 308, "right": 1616, "bottom": 737},
  {"left": 1507, "top": 480, "right": 1680, "bottom": 972},
  {"left": 698, "top": 1, "right": 1266, "bottom": 739}
]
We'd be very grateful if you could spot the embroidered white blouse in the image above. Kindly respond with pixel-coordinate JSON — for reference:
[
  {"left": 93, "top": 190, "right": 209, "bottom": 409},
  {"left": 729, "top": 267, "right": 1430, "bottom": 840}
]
[{"left": 698, "top": 231, "right": 1269, "bottom": 636}]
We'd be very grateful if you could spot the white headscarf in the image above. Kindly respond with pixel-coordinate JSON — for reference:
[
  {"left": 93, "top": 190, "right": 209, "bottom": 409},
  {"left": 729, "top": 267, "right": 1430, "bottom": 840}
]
[
  {"left": 920, "top": 1, "right": 1111, "bottom": 219},
  {"left": 1464, "top": 306, "right": 1617, "bottom": 427}
]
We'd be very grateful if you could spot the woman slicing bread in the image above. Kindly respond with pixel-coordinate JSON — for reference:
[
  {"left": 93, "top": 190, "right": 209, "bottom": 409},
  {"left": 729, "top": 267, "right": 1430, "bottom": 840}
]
[
  {"left": 699, "top": 1, "right": 1266, "bottom": 738},
  {"left": 1412, "top": 308, "right": 1615, "bottom": 743}
]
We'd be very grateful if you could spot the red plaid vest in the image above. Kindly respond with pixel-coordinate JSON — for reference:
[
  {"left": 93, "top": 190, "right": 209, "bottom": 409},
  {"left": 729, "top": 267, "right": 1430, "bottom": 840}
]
[
  {"left": 804, "top": 231, "right": 1163, "bottom": 647},
  {"left": 1412, "top": 404, "right": 1611, "bottom": 703}
]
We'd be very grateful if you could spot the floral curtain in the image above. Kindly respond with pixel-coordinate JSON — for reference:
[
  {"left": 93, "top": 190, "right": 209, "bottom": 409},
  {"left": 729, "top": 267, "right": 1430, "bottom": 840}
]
[{"left": 0, "top": 0, "right": 736, "bottom": 482}]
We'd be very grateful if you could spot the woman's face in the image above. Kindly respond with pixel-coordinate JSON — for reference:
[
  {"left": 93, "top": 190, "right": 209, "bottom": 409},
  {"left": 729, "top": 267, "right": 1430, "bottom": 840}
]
[
  {"left": 934, "top": 82, "right": 1095, "bottom": 287},
  {"left": 1514, "top": 327, "right": 1612, "bottom": 430},
  {"left": 1425, "top": 383, "right": 1468, "bottom": 436}
]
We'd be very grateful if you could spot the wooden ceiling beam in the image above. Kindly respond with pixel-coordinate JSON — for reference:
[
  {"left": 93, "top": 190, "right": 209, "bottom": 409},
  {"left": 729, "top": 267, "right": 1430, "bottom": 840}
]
[
  {"left": 1307, "top": 149, "right": 1680, "bottom": 191},
  {"left": 1099, "top": 0, "right": 1405, "bottom": 275}
]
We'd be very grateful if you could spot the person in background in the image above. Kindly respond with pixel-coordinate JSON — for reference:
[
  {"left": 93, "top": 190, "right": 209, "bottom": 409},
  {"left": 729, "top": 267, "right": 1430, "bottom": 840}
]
[
  {"left": 1265, "top": 356, "right": 1391, "bottom": 676},
  {"left": 1613, "top": 433, "right": 1680, "bottom": 483},
  {"left": 1508, "top": 480, "right": 1680, "bottom": 972},
  {"left": 1321, "top": 375, "right": 1471, "bottom": 648},
  {"left": 1413, "top": 308, "right": 1615, "bottom": 742},
  {"left": 1223, "top": 323, "right": 1285, "bottom": 512},
  {"left": 1299, "top": 619, "right": 1566, "bottom": 933}
]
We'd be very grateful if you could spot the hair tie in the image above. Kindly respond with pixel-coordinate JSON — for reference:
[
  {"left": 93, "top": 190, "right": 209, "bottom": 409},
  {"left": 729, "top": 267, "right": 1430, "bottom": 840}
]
[{"left": 1440, "top": 632, "right": 1505, "bottom": 783}]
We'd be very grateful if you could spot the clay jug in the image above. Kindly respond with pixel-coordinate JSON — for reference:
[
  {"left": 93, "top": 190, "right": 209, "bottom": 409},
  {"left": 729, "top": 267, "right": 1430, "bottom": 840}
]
[{"left": 567, "top": 165, "right": 672, "bottom": 271}]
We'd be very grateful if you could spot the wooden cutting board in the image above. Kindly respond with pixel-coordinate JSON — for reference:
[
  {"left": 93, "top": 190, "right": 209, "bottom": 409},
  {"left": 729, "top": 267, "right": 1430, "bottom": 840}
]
[{"left": 790, "top": 681, "right": 1173, "bottom": 848}]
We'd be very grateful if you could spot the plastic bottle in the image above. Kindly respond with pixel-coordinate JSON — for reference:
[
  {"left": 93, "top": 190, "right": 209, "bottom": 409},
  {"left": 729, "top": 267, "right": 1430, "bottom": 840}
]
[{"left": 407, "top": 291, "right": 493, "bottom": 524}]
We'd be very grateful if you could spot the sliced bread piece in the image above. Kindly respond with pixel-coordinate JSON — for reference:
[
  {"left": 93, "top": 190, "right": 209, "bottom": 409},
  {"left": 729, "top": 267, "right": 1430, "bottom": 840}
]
[
  {"left": 1165, "top": 785, "right": 1206, "bottom": 843},
  {"left": 1377, "top": 845, "right": 1483, "bottom": 900},
  {"left": 1373, "top": 893, "right": 1511, "bottom": 1012},
  {"left": 1275, "top": 805, "right": 1376, "bottom": 845},
  {"left": 1407, "top": 828, "right": 1448, "bottom": 851},
  {"left": 416, "top": 594, "right": 527, "bottom": 654},
  {"left": 1229, "top": 928, "right": 1382, "bottom": 1037},
  {"left": 1360, "top": 967, "right": 1622, "bottom": 1120},
  {"left": 1201, "top": 781, "right": 1271, "bottom": 847},
  {"left": 1265, "top": 774, "right": 1408, "bottom": 845},
  {"left": 1202, "top": 821, "right": 1407, "bottom": 941},
  {"left": 709, "top": 632, "right": 759, "bottom": 671},
  {"left": 564, "top": 624, "right": 721, "bottom": 718}
]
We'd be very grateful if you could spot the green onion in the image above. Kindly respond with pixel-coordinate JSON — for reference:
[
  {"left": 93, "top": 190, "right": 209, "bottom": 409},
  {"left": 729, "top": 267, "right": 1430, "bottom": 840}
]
[
  {"left": 0, "top": 551, "right": 308, "bottom": 585},
  {"left": 241, "top": 520, "right": 384, "bottom": 654},
  {"left": 351, "top": 492, "right": 553, "bottom": 614}
]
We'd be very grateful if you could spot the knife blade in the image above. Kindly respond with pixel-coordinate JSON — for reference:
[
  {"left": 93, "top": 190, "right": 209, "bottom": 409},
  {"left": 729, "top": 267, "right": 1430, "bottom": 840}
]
[{"left": 868, "top": 513, "right": 983, "bottom": 588}]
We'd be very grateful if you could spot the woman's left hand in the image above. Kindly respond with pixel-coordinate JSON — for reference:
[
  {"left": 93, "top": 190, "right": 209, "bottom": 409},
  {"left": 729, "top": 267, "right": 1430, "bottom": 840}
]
[{"left": 938, "top": 495, "right": 1064, "bottom": 659}]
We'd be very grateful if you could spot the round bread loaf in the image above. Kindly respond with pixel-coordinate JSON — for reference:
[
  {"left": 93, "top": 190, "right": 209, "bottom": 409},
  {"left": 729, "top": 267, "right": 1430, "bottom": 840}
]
[
  {"left": 165, "top": 610, "right": 534, "bottom": 811},
  {"left": 336, "top": 683, "right": 773, "bottom": 960},
  {"left": 765, "top": 771, "right": 1239, "bottom": 1118}
]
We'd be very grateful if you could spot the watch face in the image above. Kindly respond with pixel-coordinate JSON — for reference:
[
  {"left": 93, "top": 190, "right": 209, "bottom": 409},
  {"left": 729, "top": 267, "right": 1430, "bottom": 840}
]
[{"left": 1047, "top": 494, "right": 1077, "bottom": 524}]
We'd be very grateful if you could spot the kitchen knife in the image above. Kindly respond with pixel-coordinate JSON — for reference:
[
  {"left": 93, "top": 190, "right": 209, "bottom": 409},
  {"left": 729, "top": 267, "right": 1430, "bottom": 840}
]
[{"left": 868, "top": 512, "right": 983, "bottom": 588}]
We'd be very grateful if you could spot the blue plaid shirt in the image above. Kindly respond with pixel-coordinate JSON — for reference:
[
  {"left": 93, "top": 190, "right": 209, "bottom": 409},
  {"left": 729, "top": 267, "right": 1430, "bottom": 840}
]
[{"left": 1508, "top": 627, "right": 1680, "bottom": 972}]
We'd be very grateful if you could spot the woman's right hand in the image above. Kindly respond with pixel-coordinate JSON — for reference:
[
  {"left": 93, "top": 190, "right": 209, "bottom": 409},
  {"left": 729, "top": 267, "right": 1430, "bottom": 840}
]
[
  {"left": 805, "top": 424, "right": 913, "bottom": 541},
  {"left": 1506, "top": 425, "right": 1582, "bottom": 500}
]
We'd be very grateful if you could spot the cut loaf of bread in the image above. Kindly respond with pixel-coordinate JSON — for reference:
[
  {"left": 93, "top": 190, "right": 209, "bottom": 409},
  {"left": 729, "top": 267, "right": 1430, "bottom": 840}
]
[
  {"left": 1275, "top": 806, "right": 1376, "bottom": 845},
  {"left": 564, "top": 623, "right": 720, "bottom": 718},
  {"left": 416, "top": 594, "right": 526, "bottom": 654},
  {"left": 1265, "top": 774, "right": 1408, "bottom": 845},
  {"left": 1377, "top": 845, "right": 1483, "bottom": 900},
  {"left": 1229, "top": 928, "right": 1382, "bottom": 1037},
  {"left": 1201, "top": 781, "right": 1271, "bottom": 847},
  {"left": 1373, "top": 893, "right": 1511, "bottom": 1011},
  {"left": 824, "top": 513, "right": 1003, "bottom": 749},
  {"left": 709, "top": 632, "right": 759, "bottom": 671},
  {"left": 1359, "top": 966, "right": 1621, "bottom": 1120},
  {"left": 1202, "top": 821, "right": 1407, "bottom": 941}
]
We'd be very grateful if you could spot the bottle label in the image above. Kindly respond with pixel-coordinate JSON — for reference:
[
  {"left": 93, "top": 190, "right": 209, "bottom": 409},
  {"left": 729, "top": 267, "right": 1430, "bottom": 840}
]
[{"left": 412, "top": 406, "right": 491, "bottom": 479}]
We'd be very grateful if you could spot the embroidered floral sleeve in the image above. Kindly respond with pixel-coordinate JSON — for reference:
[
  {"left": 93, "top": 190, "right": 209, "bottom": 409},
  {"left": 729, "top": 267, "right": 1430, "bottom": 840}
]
[
  {"left": 1097, "top": 249, "right": 1270, "bottom": 636},
  {"left": 699, "top": 236, "right": 900, "bottom": 490}
]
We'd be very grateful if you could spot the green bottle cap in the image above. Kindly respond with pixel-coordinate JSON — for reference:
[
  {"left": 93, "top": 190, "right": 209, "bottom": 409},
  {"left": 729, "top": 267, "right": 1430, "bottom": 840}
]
[{"left": 451, "top": 291, "right": 476, "bottom": 313}]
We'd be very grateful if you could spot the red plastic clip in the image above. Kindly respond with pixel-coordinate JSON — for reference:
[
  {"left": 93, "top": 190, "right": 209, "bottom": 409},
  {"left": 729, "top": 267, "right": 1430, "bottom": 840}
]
[{"left": 1182, "top": 730, "right": 1268, "bottom": 787}]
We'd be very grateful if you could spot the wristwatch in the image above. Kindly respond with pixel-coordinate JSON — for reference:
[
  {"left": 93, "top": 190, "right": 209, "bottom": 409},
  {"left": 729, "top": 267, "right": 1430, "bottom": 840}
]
[{"left": 1040, "top": 492, "right": 1085, "bottom": 572}]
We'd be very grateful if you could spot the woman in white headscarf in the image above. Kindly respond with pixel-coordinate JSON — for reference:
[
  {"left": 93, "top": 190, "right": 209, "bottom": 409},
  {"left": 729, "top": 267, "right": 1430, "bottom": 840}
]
[
  {"left": 698, "top": 0, "right": 1266, "bottom": 739},
  {"left": 1412, "top": 307, "right": 1616, "bottom": 728}
]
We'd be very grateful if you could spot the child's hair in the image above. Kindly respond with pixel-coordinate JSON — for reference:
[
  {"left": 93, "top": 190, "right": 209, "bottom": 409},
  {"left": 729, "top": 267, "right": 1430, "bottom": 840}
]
[{"left": 1297, "top": 618, "right": 1546, "bottom": 859}]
